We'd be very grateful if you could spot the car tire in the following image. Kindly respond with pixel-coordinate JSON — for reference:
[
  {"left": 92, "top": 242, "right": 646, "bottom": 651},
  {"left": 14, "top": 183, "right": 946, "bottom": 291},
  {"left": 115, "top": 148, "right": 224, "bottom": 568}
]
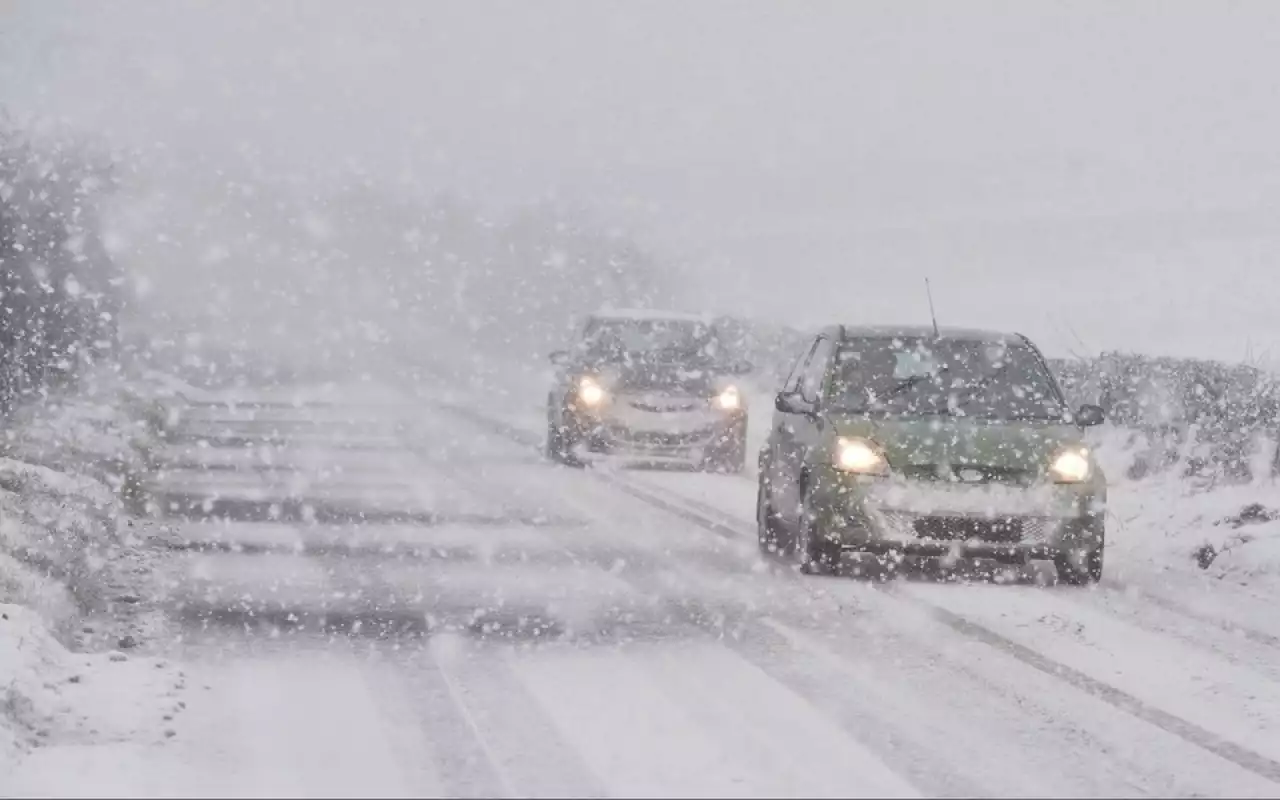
[
  {"left": 545, "top": 410, "right": 579, "bottom": 467},
  {"left": 756, "top": 481, "right": 791, "bottom": 558},
  {"left": 798, "top": 487, "right": 842, "bottom": 575},
  {"left": 1054, "top": 518, "right": 1104, "bottom": 586},
  {"left": 703, "top": 428, "right": 747, "bottom": 474}
]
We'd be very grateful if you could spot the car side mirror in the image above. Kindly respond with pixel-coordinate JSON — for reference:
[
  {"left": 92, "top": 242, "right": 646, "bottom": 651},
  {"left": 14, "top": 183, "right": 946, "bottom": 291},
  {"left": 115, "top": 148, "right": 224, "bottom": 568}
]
[
  {"left": 1074, "top": 403, "right": 1106, "bottom": 427},
  {"left": 549, "top": 350, "right": 570, "bottom": 366},
  {"left": 775, "top": 390, "right": 815, "bottom": 416}
]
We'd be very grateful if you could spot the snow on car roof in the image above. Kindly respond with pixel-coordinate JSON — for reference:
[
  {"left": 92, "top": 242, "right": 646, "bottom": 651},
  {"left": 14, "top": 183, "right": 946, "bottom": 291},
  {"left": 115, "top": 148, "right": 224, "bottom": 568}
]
[
  {"left": 589, "top": 308, "right": 714, "bottom": 324},
  {"left": 840, "top": 324, "right": 1025, "bottom": 344}
]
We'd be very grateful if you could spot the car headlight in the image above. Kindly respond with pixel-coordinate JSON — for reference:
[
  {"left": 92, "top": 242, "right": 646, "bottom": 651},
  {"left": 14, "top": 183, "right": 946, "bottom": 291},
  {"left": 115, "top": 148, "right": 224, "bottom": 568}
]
[
  {"left": 833, "top": 437, "right": 888, "bottom": 475},
  {"left": 576, "top": 376, "right": 606, "bottom": 407},
  {"left": 714, "top": 385, "right": 741, "bottom": 411},
  {"left": 1049, "top": 448, "right": 1091, "bottom": 483}
]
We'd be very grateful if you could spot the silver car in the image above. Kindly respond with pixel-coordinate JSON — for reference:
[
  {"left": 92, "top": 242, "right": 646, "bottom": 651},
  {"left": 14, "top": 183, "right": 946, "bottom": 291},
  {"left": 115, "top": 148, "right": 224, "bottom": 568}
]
[{"left": 546, "top": 310, "right": 753, "bottom": 472}]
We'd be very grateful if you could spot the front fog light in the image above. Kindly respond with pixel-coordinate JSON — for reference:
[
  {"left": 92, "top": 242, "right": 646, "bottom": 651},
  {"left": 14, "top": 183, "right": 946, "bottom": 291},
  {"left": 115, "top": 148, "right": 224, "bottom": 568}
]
[
  {"left": 577, "top": 377, "right": 606, "bottom": 407},
  {"left": 1049, "top": 448, "right": 1091, "bottom": 483},
  {"left": 833, "top": 437, "right": 888, "bottom": 475},
  {"left": 714, "top": 386, "right": 741, "bottom": 410}
]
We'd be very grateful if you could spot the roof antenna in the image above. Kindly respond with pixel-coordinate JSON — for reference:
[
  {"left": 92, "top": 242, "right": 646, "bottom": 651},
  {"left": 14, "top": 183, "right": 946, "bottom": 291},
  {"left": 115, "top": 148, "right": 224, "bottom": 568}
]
[{"left": 924, "top": 277, "right": 940, "bottom": 337}]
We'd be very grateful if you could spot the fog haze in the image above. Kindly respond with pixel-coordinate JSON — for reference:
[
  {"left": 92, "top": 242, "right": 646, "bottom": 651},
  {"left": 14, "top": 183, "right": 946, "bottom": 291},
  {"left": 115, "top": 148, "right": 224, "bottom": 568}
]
[{"left": 5, "top": 1, "right": 1280, "bottom": 362}]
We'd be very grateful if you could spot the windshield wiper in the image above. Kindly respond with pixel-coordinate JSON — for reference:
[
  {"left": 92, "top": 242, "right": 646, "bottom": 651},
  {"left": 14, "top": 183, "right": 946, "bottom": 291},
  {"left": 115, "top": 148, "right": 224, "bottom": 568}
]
[
  {"left": 880, "top": 367, "right": 949, "bottom": 401},
  {"left": 952, "top": 364, "right": 1010, "bottom": 409},
  {"left": 950, "top": 366, "right": 1065, "bottom": 421}
]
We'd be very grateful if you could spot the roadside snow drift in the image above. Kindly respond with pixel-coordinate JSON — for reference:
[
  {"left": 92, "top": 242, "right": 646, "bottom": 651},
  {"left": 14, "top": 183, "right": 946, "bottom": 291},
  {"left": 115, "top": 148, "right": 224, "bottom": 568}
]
[{"left": 1, "top": 603, "right": 185, "bottom": 787}]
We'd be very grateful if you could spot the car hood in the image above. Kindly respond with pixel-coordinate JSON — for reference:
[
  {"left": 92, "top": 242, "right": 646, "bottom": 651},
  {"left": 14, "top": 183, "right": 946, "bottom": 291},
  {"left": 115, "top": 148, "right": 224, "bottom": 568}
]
[{"left": 828, "top": 414, "right": 1084, "bottom": 473}]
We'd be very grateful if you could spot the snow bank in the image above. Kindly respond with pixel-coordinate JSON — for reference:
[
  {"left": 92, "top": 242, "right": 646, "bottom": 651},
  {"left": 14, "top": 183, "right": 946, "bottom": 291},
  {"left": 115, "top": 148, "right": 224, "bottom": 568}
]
[
  {"left": 0, "top": 603, "right": 184, "bottom": 783},
  {"left": 0, "top": 364, "right": 179, "bottom": 785},
  {"left": 1105, "top": 458, "right": 1280, "bottom": 587},
  {"left": 0, "top": 364, "right": 170, "bottom": 650},
  {"left": 1073, "top": 425, "right": 1280, "bottom": 587},
  {"left": 1, "top": 365, "right": 167, "bottom": 508}
]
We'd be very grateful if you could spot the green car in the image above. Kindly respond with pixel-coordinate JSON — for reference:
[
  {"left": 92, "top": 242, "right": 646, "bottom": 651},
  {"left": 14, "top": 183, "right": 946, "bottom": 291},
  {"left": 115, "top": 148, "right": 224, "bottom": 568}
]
[{"left": 756, "top": 325, "right": 1108, "bottom": 585}]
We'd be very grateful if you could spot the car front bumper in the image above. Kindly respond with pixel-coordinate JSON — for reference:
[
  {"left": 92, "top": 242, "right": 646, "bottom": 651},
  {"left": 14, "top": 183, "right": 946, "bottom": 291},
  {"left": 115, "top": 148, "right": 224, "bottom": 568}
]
[
  {"left": 823, "top": 476, "right": 1103, "bottom": 560},
  {"left": 566, "top": 405, "right": 746, "bottom": 461}
]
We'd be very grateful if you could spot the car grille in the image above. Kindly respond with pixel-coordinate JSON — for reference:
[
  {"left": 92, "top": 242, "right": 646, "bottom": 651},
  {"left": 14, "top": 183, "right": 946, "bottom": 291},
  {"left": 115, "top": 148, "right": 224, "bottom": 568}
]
[
  {"left": 897, "top": 464, "right": 1035, "bottom": 487},
  {"left": 604, "top": 426, "right": 714, "bottom": 448},
  {"left": 629, "top": 399, "right": 700, "bottom": 413},
  {"left": 910, "top": 515, "right": 1024, "bottom": 543}
]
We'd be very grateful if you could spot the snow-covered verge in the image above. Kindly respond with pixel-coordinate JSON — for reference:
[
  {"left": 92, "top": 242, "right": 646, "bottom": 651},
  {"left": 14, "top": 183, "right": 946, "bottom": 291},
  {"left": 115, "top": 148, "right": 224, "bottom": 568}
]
[
  {"left": 0, "top": 603, "right": 185, "bottom": 785},
  {"left": 1095, "top": 424, "right": 1280, "bottom": 590},
  {"left": 0, "top": 363, "right": 184, "bottom": 783}
]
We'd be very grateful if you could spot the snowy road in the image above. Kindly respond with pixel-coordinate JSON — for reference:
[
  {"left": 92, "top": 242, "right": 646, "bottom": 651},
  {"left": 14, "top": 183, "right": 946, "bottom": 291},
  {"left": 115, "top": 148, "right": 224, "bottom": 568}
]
[{"left": 14, "top": 381, "right": 1280, "bottom": 797}]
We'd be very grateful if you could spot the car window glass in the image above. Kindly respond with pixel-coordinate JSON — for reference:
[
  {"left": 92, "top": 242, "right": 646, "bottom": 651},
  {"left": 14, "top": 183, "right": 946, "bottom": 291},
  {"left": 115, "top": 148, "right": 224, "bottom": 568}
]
[
  {"left": 799, "top": 338, "right": 833, "bottom": 402},
  {"left": 578, "top": 318, "right": 722, "bottom": 364},
  {"left": 784, "top": 338, "right": 821, "bottom": 393},
  {"left": 828, "top": 336, "right": 1065, "bottom": 420}
]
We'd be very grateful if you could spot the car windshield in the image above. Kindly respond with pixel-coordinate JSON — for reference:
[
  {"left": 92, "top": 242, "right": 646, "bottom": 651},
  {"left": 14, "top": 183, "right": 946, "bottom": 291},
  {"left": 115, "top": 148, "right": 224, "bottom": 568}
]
[
  {"left": 827, "top": 336, "right": 1066, "bottom": 421},
  {"left": 579, "top": 317, "right": 725, "bottom": 364}
]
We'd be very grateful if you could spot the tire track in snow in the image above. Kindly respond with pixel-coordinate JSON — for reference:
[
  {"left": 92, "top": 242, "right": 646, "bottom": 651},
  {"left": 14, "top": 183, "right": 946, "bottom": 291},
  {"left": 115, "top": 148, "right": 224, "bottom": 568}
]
[
  {"left": 919, "top": 600, "right": 1280, "bottom": 782},
  {"left": 153, "top": 388, "right": 595, "bottom": 794},
  {"left": 440, "top": 397, "right": 1280, "bottom": 790},
  {"left": 514, "top": 442, "right": 1270, "bottom": 795}
]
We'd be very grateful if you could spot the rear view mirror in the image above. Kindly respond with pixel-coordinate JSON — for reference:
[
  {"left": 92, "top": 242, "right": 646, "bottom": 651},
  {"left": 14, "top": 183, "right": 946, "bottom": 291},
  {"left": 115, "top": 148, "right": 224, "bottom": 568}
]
[
  {"left": 775, "top": 391, "right": 815, "bottom": 416},
  {"left": 1074, "top": 403, "right": 1105, "bottom": 427},
  {"left": 549, "top": 350, "right": 570, "bottom": 366}
]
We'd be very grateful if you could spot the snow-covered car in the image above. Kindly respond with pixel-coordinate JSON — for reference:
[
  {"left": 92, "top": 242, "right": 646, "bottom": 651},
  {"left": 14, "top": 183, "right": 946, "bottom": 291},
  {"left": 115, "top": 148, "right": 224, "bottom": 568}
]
[
  {"left": 545, "top": 309, "right": 753, "bottom": 472},
  {"left": 757, "top": 325, "right": 1109, "bottom": 583}
]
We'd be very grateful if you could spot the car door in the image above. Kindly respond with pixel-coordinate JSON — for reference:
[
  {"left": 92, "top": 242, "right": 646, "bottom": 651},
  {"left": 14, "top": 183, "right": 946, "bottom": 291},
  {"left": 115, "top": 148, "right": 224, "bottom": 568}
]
[
  {"left": 773, "top": 335, "right": 835, "bottom": 525},
  {"left": 787, "top": 336, "right": 836, "bottom": 518},
  {"left": 764, "top": 337, "right": 818, "bottom": 514}
]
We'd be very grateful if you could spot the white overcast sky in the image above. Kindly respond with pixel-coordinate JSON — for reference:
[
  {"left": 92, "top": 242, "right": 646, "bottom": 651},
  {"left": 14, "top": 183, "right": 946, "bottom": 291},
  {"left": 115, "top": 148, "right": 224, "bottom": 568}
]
[{"left": 5, "top": 1, "right": 1280, "bottom": 362}]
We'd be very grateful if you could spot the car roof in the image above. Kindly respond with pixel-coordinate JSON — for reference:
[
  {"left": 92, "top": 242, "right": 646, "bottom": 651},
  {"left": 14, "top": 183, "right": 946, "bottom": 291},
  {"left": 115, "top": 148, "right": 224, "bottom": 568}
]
[
  {"left": 836, "top": 324, "right": 1026, "bottom": 344},
  {"left": 588, "top": 308, "right": 714, "bottom": 324}
]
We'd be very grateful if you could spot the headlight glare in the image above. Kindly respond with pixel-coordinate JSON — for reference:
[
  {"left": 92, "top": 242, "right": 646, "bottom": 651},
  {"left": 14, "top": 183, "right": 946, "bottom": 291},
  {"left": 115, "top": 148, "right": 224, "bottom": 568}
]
[
  {"left": 833, "top": 437, "right": 888, "bottom": 475},
  {"left": 577, "top": 377, "right": 606, "bottom": 407},
  {"left": 1049, "top": 448, "right": 1091, "bottom": 483},
  {"left": 714, "top": 386, "right": 741, "bottom": 410}
]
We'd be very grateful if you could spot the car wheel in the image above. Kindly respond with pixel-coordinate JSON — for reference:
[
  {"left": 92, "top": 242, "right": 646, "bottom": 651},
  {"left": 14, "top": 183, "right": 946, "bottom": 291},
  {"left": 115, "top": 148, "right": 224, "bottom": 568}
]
[
  {"left": 756, "top": 480, "right": 791, "bottom": 558},
  {"left": 1054, "top": 519, "right": 1104, "bottom": 585},
  {"left": 798, "top": 488, "right": 842, "bottom": 575},
  {"left": 545, "top": 410, "right": 579, "bottom": 466},
  {"left": 703, "top": 428, "right": 747, "bottom": 474}
]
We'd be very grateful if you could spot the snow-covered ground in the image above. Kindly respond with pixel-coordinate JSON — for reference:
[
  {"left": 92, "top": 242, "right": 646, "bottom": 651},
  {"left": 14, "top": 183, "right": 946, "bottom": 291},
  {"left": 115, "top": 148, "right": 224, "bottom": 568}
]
[
  {"left": 10, "top": 347, "right": 1280, "bottom": 796},
  {"left": 1, "top": 603, "right": 185, "bottom": 785},
  {"left": 0, "top": 366, "right": 186, "bottom": 788},
  {"left": 8, "top": 375, "right": 1279, "bottom": 797}
]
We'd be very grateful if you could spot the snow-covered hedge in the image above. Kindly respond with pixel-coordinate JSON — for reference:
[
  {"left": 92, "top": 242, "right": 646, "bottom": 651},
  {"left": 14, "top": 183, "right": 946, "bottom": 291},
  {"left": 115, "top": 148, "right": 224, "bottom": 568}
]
[
  {"left": 0, "top": 362, "right": 169, "bottom": 650},
  {"left": 1053, "top": 352, "right": 1280, "bottom": 483}
]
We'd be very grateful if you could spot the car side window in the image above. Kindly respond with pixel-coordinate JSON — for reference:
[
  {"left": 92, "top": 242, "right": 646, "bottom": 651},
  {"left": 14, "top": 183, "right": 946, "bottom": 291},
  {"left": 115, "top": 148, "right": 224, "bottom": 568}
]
[
  {"left": 799, "top": 337, "right": 834, "bottom": 403},
  {"left": 784, "top": 338, "right": 822, "bottom": 394}
]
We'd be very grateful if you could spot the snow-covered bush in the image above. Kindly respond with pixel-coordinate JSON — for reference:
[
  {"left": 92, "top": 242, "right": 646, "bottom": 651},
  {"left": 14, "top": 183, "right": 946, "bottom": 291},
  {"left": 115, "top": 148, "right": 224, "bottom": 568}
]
[
  {"left": 0, "top": 360, "right": 168, "bottom": 652},
  {"left": 1054, "top": 352, "right": 1280, "bottom": 483}
]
